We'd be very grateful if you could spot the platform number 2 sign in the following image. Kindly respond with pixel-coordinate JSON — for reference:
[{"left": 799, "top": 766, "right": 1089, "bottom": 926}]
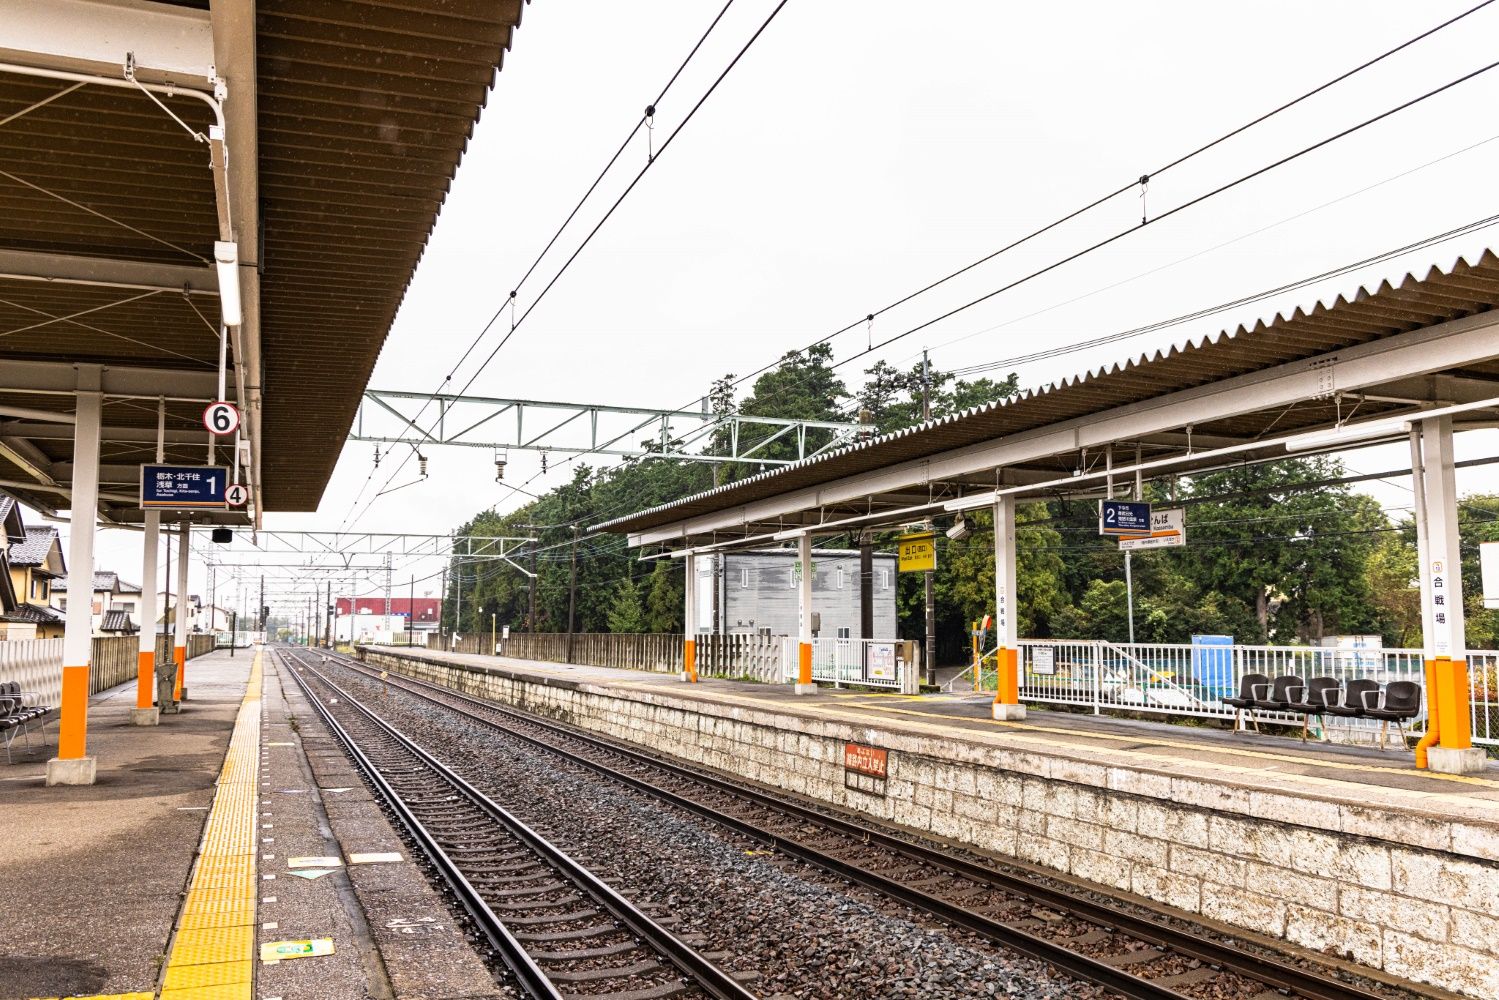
[
  {"left": 203, "top": 401, "right": 240, "bottom": 436},
  {"left": 225, "top": 483, "right": 249, "bottom": 507}
]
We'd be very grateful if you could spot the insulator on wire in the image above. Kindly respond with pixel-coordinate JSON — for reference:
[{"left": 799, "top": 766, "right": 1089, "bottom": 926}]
[
  {"left": 418, "top": 453, "right": 428, "bottom": 477},
  {"left": 494, "top": 448, "right": 508, "bottom": 481}
]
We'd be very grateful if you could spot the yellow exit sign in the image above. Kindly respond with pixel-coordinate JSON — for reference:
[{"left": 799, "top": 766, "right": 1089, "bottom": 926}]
[{"left": 898, "top": 532, "right": 936, "bottom": 573}]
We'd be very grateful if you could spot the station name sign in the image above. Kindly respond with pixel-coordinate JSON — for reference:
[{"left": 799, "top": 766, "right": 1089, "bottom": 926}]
[
  {"left": 140, "top": 464, "right": 229, "bottom": 510},
  {"left": 1118, "top": 507, "right": 1186, "bottom": 551},
  {"left": 1099, "top": 499, "right": 1151, "bottom": 537}
]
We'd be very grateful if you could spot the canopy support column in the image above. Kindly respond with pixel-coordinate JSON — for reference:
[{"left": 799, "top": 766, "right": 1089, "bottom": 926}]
[
  {"left": 992, "top": 495, "right": 1025, "bottom": 721},
  {"left": 681, "top": 553, "right": 697, "bottom": 683},
  {"left": 174, "top": 520, "right": 190, "bottom": 701},
  {"left": 1412, "top": 416, "right": 1482, "bottom": 773},
  {"left": 130, "top": 510, "right": 161, "bottom": 725},
  {"left": 795, "top": 533, "right": 816, "bottom": 695},
  {"left": 47, "top": 367, "right": 101, "bottom": 786}
]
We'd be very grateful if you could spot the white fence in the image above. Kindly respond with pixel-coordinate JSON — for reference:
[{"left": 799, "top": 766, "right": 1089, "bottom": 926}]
[
  {"left": 0, "top": 638, "right": 64, "bottom": 711},
  {"left": 992, "top": 639, "right": 1498, "bottom": 746},
  {"left": 782, "top": 637, "right": 914, "bottom": 692}
]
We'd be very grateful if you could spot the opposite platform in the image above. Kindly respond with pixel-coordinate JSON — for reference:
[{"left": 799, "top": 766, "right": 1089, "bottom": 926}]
[{"left": 360, "top": 645, "right": 1499, "bottom": 1000}]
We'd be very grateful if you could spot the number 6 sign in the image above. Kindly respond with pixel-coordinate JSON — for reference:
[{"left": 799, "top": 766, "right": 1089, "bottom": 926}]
[
  {"left": 225, "top": 483, "right": 249, "bottom": 507},
  {"left": 204, "top": 401, "right": 240, "bottom": 436}
]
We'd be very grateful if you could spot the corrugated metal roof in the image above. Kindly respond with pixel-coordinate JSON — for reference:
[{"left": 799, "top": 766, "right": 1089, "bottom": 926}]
[
  {"left": 599, "top": 250, "right": 1499, "bottom": 536},
  {"left": 0, "top": 1, "right": 528, "bottom": 513}
]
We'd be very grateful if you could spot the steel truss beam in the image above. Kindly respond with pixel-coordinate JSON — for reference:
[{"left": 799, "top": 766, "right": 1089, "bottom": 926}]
[
  {"left": 352, "top": 390, "right": 864, "bottom": 466},
  {"left": 0, "top": 248, "right": 218, "bottom": 294}
]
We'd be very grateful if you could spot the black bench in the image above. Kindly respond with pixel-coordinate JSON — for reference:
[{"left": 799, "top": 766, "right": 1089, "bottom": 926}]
[{"left": 0, "top": 681, "right": 50, "bottom": 763}]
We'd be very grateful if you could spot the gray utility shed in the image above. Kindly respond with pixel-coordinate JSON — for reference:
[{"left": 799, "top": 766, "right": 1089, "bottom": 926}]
[{"left": 696, "top": 549, "right": 898, "bottom": 640}]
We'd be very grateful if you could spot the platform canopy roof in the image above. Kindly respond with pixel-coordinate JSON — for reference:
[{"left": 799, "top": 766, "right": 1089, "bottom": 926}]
[
  {"left": 0, "top": 0, "right": 526, "bottom": 526},
  {"left": 599, "top": 251, "right": 1499, "bottom": 552}
]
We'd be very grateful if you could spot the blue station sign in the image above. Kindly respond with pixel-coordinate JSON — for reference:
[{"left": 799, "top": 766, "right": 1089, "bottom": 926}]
[
  {"left": 1099, "top": 499, "right": 1152, "bottom": 537},
  {"left": 140, "top": 464, "right": 229, "bottom": 510}
]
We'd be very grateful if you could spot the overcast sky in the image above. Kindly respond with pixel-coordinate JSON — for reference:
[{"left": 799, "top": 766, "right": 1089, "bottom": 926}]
[{"left": 67, "top": 0, "right": 1499, "bottom": 618}]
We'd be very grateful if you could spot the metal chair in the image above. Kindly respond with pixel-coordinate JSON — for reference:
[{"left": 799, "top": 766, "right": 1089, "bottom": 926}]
[
  {"left": 1286, "top": 677, "right": 1340, "bottom": 742},
  {"left": 1323, "top": 677, "right": 1380, "bottom": 741},
  {"left": 1364, "top": 681, "right": 1422, "bottom": 750},
  {"left": 1222, "top": 672, "right": 1269, "bottom": 732}
]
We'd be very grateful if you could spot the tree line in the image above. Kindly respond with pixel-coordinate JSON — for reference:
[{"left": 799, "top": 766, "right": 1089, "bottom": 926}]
[{"left": 443, "top": 345, "right": 1499, "bottom": 661}]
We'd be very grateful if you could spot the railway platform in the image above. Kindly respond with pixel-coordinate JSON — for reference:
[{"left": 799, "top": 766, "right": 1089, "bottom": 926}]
[
  {"left": 356, "top": 644, "right": 1499, "bottom": 1000},
  {"left": 0, "top": 647, "right": 503, "bottom": 1000}
]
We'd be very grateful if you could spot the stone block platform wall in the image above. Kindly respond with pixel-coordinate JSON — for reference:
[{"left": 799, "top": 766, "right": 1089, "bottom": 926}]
[{"left": 359, "top": 648, "right": 1499, "bottom": 1000}]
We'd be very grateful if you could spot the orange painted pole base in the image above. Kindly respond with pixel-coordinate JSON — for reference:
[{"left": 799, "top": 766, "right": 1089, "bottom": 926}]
[
  {"left": 136, "top": 651, "right": 154, "bottom": 709},
  {"left": 1414, "top": 658, "right": 1441, "bottom": 768},
  {"left": 683, "top": 639, "right": 697, "bottom": 683},
  {"left": 794, "top": 642, "right": 816, "bottom": 693},
  {"left": 1434, "top": 657, "right": 1472, "bottom": 750},
  {"left": 58, "top": 663, "right": 90, "bottom": 759},
  {"left": 991, "top": 648, "right": 1025, "bottom": 721},
  {"left": 174, "top": 646, "right": 186, "bottom": 701}
]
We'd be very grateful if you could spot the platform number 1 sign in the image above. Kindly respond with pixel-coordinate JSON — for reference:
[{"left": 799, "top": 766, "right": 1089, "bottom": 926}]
[
  {"left": 203, "top": 401, "right": 240, "bottom": 436},
  {"left": 225, "top": 483, "right": 249, "bottom": 507}
]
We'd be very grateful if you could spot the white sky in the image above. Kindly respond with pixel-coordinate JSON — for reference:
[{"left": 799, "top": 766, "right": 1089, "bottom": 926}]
[{"left": 61, "top": 0, "right": 1499, "bottom": 618}]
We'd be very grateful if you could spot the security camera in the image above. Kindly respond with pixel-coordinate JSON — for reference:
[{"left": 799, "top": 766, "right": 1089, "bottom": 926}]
[{"left": 946, "top": 515, "right": 971, "bottom": 541}]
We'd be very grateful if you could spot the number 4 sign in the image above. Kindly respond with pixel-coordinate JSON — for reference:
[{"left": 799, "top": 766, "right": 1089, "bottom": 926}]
[
  {"left": 225, "top": 483, "right": 249, "bottom": 507},
  {"left": 203, "top": 401, "right": 240, "bottom": 436}
]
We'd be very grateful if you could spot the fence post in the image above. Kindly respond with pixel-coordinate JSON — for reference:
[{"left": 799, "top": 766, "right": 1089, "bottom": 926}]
[{"left": 1091, "top": 641, "right": 1102, "bottom": 715}]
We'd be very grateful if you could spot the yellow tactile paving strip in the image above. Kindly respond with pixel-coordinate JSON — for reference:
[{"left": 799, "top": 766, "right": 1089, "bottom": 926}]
[{"left": 155, "top": 650, "right": 263, "bottom": 1000}]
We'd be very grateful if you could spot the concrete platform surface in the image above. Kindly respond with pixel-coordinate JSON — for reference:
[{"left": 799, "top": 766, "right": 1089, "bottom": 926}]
[
  {"left": 379, "top": 646, "right": 1499, "bottom": 820},
  {"left": 0, "top": 648, "right": 253, "bottom": 1000}
]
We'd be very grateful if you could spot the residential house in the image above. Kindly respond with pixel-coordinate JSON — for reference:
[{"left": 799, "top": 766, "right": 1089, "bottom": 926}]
[
  {"left": 0, "top": 496, "right": 29, "bottom": 639},
  {"left": 158, "top": 593, "right": 230, "bottom": 635},
  {"left": 4, "top": 522, "right": 66, "bottom": 640},
  {"left": 53, "top": 571, "right": 142, "bottom": 636}
]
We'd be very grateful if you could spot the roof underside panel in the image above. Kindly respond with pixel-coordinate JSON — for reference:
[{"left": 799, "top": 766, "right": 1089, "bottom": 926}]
[
  {"left": 0, "top": 0, "right": 526, "bottom": 516},
  {"left": 255, "top": 0, "right": 525, "bottom": 510}
]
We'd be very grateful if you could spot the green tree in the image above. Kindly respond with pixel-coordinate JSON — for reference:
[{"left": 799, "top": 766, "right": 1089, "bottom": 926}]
[
  {"left": 644, "top": 561, "right": 682, "bottom": 633},
  {"left": 605, "top": 577, "right": 646, "bottom": 633}
]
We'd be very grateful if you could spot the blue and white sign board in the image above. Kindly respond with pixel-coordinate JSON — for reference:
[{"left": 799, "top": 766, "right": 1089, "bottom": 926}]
[
  {"left": 140, "top": 464, "right": 229, "bottom": 510},
  {"left": 1099, "top": 499, "right": 1151, "bottom": 537}
]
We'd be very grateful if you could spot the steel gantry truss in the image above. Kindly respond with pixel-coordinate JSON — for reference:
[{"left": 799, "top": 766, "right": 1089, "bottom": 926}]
[
  {"left": 350, "top": 390, "right": 865, "bottom": 466},
  {"left": 198, "top": 530, "right": 538, "bottom": 574}
]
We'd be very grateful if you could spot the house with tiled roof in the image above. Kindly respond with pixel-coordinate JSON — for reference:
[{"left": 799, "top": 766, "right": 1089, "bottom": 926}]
[
  {"left": 5, "top": 523, "right": 66, "bottom": 640},
  {"left": 53, "top": 571, "right": 142, "bottom": 636},
  {"left": 0, "top": 495, "right": 28, "bottom": 638}
]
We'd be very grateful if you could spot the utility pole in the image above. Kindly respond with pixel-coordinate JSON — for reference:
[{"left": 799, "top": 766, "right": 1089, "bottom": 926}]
[
  {"left": 566, "top": 525, "right": 580, "bottom": 663},
  {"left": 439, "top": 567, "right": 448, "bottom": 650},
  {"left": 921, "top": 349, "right": 936, "bottom": 685},
  {"left": 530, "top": 545, "right": 538, "bottom": 632},
  {"left": 408, "top": 574, "right": 415, "bottom": 647},
  {"left": 384, "top": 552, "right": 393, "bottom": 643},
  {"left": 258, "top": 575, "right": 264, "bottom": 642}
]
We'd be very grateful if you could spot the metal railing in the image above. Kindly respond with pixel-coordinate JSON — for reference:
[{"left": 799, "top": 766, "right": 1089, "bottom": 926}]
[
  {"left": 0, "top": 634, "right": 221, "bottom": 713},
  {"left": 972, "top": 639, "right": 1497, "bottom": 746},
  {"left": 783, "top": 637, "right": 910, "bottom": 691}
]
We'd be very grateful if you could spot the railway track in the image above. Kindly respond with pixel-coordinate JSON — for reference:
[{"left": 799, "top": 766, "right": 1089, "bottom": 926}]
[
  {"left": 310, "top": 647, "right": 1429, "bottom": 1000},
  {"left": 276, "top": 646, "right": 759, "bottom": 1000}
]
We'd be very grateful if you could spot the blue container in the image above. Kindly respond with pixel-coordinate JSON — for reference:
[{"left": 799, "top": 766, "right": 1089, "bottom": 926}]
[{"left": 1191, "top": 635, "right": 1234, "bottom": 699}]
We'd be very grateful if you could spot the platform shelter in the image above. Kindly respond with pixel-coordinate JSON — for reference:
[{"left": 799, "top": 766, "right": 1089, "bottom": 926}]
[
  {"left": 0, "top": 0, "right": 527, "bottom": 782},
  {"left": 599, "top": 252, "right": 1499, "bottom": 775}
]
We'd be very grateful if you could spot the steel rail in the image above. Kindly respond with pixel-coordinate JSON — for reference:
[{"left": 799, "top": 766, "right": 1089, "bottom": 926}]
[
  {"left": 332, "top": 649, "right": 1414, "bottom": 1000},
  {"left": 278, "top": 647, "right": 758, "bottom": 1000}
]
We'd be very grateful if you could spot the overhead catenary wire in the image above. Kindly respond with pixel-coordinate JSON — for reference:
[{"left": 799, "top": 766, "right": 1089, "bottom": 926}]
[
  {"left": 505, "top": 3, "right": 1499, "bottom": 499},
  {"left": 345, "top": 0, "right": 792, "bottom": 533}
]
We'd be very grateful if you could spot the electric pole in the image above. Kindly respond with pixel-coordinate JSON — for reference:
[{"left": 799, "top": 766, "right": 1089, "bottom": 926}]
[
  {"left": 921, "top": 348, "right": 936, "bottom": 685},
  {"left": 566, "top": 525, "right": 580, "bottom": 663}
]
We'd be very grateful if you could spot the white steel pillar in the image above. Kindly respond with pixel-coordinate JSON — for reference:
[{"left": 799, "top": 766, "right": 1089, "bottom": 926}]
[
  {"left": 1412, "top": 416, "right": 1482, "bottom": 773},
  {"left": 795, "top": 533, "right": 816, "bottom": 694},
  {"left": 992, "top": 495, "right": 1025, "bottom": 720},
  {"left": 47, "top": 367, "right": 101, "bottom": 785},
  {"left": 174, "top": 519, "right": 190, "bottom": 701},
  {"left": 681, "top": 552, "right": 697, "bottom": 683},
  {"left": 130, "top": 510, "right": 161, "bottom": 725}
]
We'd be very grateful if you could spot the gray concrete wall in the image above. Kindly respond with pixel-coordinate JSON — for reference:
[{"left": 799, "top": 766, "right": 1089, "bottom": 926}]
[{"left": 361, "top": 648, "right": 1499, "bottom": 1000}]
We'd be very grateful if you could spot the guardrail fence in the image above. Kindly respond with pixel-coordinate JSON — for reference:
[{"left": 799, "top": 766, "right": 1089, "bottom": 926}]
[
  {"left": 961, "top": 639, "right": 1497, "bottom": 746},
  {"left": 0, "top": 633, "right": 223, "bottom": 713},
  {"left": 420, "top": 631, "right": 790, "bottom": 682},
  {"left": 782, "top": 637, "right": 913, "bottom": 692}
]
